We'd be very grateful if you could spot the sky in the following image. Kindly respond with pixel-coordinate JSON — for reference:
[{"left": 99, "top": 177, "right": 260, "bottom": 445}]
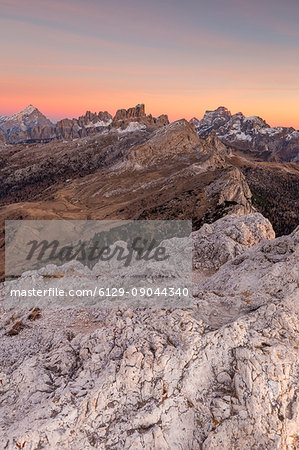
[{"left": 0, "top": 0, "right": 298, "bottom": 128}]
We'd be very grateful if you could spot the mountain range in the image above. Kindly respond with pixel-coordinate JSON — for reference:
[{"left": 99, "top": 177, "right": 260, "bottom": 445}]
[
  {"left": 0, "top": 102, "right": 298, "bottom": 449},
  {"left": 0, "top": 104, "right": 298, "bottom": 163},
  {"left": 0, "top": 104, "right": 168, "bottom": 145},
  {"left": 191, "top": 106, "right": 299, "bottom": 163},
  {"left": 0, "top": 103, "right": 298, "bottom": 245},
  {"left": 0, "top": 104, "right": 298, "bottom": 256}
]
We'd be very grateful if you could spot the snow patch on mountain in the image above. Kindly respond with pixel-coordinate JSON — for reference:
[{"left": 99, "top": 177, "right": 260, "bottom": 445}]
[
  {"left": 85, "top": 119, "right": 112, "bottom": 128},
  {"left": 286, "top": 130, "right": 299, "bottom": 141},
  {"left": 117, "top": 122, "right": 147, "bottom": 133},
  {"left": 190, "top": 106, "right": 299, "bottom": 162}
]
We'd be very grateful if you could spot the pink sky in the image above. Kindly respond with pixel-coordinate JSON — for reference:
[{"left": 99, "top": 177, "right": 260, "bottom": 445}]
[{"left": 1, "top": 0, "right": 298, "bottom": 128}]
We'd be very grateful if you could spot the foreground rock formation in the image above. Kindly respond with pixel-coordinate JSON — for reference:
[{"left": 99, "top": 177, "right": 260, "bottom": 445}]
[
  {"left": 193, "top": 212, "right": 275, "bottom": 272},
  {"left": 0, "top": 213, "right": 298, "bottom": 449}
]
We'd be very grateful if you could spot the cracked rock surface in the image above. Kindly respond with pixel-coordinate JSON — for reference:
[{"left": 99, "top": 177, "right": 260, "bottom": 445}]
[
  {"left": 0, "top": 214, "right": 298, "bottom": 449},
  {"left": 193, "top": 212, "right": 275, "bottom": 273}
]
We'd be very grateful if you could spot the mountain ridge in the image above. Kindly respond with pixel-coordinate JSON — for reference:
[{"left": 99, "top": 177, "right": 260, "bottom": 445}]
[
  {"left": 0, "top": 104, "right": 298, "bottom": 163},
  {"left": 190, "top": 106, "right": 298, "bottom": 162},
  {"left": 0, "top": 104, "right": 169, "bottom": 144}
]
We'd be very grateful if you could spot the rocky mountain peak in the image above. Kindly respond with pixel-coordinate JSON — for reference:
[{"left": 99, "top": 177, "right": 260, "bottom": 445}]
[
  {"left": 112, "top": 104, "right": 169, "bottom": 131},
  {"left": 242, "top": 115, "right": 270, "bottom": 129},
  {"left": 17, "top": 104, "right": 37, "bottom": 116},
  {"left": 77, "top": 110, "right": 112, "bottom": 128},
  {"left": 113, "top": 104, "right": 146, "bottom": 122},
  {"left": 190, "top": 107, "right": 298, "bottom": 162},
  {"left": 195, "top": 106, "right": 232, "bottom": 136},
  {"left": 209, "top": 106, "right": 230, "bottom": 116},
  {"left": 0, "top": 105, "right": 54, "bottom": 140},
  {"left": 189, "top": 117, "right": 200, "bottom": 127},
  {"left": 215, "top": 105, "right": 231, "bottom": 114}
]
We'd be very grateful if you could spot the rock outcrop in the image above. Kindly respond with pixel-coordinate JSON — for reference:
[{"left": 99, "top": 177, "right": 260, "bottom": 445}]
[
  {"left": 193, "top": 212, "right": 275, "bottom": 272},
  {"left": 200, "top": 166, "right": 254, "bottom": 223},
  {"left": 113, "top": 103, "right": 146, "bottom": 121},
  {"left": 127, "top": 119, "right": 201, "bottom": 166},
  {"left": 0, "top": 217, "right": 298, "bottom": 449},
  {"left": 112, "top": 104, "right": 169, "bottom": 131},
  {"left": 191, "top": 106, "right": 299, "bottom": 162}
]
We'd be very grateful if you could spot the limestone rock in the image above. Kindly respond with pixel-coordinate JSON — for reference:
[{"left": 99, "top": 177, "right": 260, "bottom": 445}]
[
  {"left": 201, "top": 166, "right": 254, "bottom": 222},
  {"left": 0, "top": 215, "right": 298, "bottom": 449},
  {"left": 193, "top": 212, "right": 275, "bottom": 272}
]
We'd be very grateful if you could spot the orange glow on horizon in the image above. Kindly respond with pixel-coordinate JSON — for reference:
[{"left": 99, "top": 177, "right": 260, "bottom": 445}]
[
  {"left": 1, "top": 0, "right": 298, "bottom": 129},
  {"left": 1, "top": 93, "right": 298, "bottom": 130}
]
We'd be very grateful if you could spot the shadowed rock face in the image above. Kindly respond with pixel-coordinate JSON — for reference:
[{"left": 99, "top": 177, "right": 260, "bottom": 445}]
[
  {"left": 126, "top": 119, "right": 201, "bottom": 165},
  {"left": 0, "top": 217, "right": 297, "bottom": 449},
  {"left": 0, "top": 130, "right": 5, "bottom": 143},
  {"left": 191, "top": 106, "right": 299, "bottom": 162}
]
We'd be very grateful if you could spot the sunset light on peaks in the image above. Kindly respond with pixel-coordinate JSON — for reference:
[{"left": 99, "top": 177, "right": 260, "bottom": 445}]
[{"left": 0, "top": 1, "right": 299, "bottom": 446}]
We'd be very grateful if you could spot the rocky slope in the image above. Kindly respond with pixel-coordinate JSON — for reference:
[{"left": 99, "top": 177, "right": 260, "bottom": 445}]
[
  {"left": 191, "top": 106, "right": 299, "bottom": 162},
  {"left": 0, "top": 101, "right": 298, "bottom": 449},
  {"left": 0, "top": 119, "right": 254, "bottom": 280},
  {"left": 0, "top": 214, "right": 298, "bottom": 449},
  {"left": 238, "top": 160, "right": 299, "bottom": 237},
  {"left": 0, "top": 130, "right": 5, "bottom": 143}
]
